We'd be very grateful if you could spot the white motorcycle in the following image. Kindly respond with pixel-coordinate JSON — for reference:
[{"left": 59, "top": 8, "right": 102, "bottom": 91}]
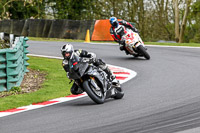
[{"left": 121, "top": 28, "right": 150, "bottom": 60}]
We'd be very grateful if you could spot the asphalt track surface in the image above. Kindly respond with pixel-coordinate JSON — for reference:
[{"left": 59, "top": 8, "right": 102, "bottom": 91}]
[{"left": 1, "top": 41, "right": 200, "bottom": 133}]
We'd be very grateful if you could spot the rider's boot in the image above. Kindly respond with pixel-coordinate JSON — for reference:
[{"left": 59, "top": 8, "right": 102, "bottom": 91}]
[
  {"left": 70, "top": 83, "right": 83, "bottom": 95},
  {"left": 119, "top": 44, "right": 124, "bottom": 51},
  {"left": 119, "top": 44, "right": 129, "bottom": 55},
  {"left": 104, "top": 67, "right": 119, "bottom": 86},
  {"left": 110, "top": 75, "right": 119, "bottom": 86}
]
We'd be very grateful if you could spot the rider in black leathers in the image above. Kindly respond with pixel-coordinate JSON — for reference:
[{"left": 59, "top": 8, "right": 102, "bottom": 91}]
[{"left": 61, "top": 44, "right": 117, "bottom": 95}]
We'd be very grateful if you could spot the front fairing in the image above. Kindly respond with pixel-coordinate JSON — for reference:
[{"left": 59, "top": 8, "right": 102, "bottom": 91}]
[
  {"left": 122, "top": 29, "right": 137, "bottom": 45},
  {"left": 85, "top": 66, "right": 104, "bottom": 82},
  {"left": 122, "top": 29, "right": 145, "bottom": 54}
]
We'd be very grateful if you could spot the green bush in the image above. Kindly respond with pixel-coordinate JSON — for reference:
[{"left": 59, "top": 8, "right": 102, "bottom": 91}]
[
  {"left": 0, "top": 40, "right": 9, "bottom": 49},
  {"left": 10, "top": 87, "right": 22, "bottom": 92},
  {"left": 190, "top": 33, "right": 200, "bottom": 43}
]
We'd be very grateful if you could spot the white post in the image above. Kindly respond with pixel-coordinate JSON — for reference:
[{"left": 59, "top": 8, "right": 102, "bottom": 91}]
[
  {"left": 9, "top": 34, "right": 14, "bottom": 48},
  {"left": 0, "top": 32, "right": 4, "bottom": 40}
]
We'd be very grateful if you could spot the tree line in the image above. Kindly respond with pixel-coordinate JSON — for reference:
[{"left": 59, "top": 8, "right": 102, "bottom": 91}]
[{"left": 0, "top": 0, "right": 199, "bottom": 43}]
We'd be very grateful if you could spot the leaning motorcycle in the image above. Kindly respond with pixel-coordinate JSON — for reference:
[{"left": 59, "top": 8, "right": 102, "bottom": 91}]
[
  {"left": 67, "top": 54, "right": 124, "bottom": 104},
  {"left": 121, "top": 28, "right": 150, "bottom": 60}
]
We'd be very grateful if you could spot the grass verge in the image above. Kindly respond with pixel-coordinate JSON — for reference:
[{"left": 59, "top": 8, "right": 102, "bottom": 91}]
[
  {"left": 0, "top": 56, "right": 71, "bottom": 111},
  {"left": 145, "top": 42, "right": 200, "bottom": 47}
]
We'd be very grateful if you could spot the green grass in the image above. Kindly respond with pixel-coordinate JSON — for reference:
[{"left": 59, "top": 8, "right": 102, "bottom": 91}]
[
  {"left": 0, "top": 56, "right": 72, "bottom": 111},
  {"left": 145, "top": 42, "right": 200, "bottom": 47}
]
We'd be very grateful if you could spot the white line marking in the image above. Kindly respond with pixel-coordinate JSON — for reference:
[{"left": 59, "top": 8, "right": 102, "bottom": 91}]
[
  {"left": 175, "top": 127, "right": 200, "bottom": 133},
  {"left": 27, "top": 54, "right": 63, "bottom": 59}
]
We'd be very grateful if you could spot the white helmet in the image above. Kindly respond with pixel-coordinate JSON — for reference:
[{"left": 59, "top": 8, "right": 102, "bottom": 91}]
[{"left": 61, "top": 44, "right": 74, "bottom": 60}]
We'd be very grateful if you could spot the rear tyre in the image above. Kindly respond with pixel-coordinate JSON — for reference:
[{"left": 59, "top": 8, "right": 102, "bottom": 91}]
[
  {"left": 83, "top": 80, "right": 105, "bottom": 104},
  {"left": 113, "top": 87, "right": 124, "bottom": 99},
  {"left": 137, "top": 45, "right": 150, "bottom": 60}
]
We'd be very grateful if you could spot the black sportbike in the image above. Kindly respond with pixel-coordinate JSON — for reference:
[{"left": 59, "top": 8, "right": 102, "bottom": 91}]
[{"left": 67, "top": 54, "right": 124, "bottom": 104}]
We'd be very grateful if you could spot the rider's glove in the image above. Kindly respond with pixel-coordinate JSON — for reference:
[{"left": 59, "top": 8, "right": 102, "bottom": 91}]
[
  {"left": 132, "top": 28, "right": 139, "bottom": 34},
  {"left": 136, "top": 30, "right": 140, "bottom": 34},
  {"left": 66, "top": 73, "right": 69, "bottom": 78}
]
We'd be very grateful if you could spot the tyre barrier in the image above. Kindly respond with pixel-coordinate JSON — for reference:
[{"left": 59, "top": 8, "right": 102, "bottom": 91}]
[{"left": 0, "top": 36, "right": 29, "bottom": 92}]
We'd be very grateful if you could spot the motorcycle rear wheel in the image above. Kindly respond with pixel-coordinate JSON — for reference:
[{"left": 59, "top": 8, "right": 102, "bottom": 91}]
[
  {"left": 113, "top": 87, "right": 124, "bottom": 99},
  {"left": 83, "top": 80, "right": 105, "bottom": 104},
  {"left": 137, "top": 45, "right": 150, "bottom": 60}
]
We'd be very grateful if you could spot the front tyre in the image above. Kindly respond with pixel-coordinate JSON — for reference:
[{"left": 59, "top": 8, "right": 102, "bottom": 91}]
[
  {"left": 83, "top": 80, "right": 105, "bottom": 104},
  {"left": 137, "top": 45, "right": 150, "bottom": 60}
]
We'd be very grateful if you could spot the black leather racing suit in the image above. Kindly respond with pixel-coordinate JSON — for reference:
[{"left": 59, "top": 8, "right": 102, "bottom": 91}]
[{"left": 62, "top": 49, "right": 114, "bottom": 95}]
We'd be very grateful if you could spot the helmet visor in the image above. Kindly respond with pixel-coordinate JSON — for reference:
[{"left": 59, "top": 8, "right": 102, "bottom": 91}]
[
  {"left": 63, "top": 51, "right": 72, "bottom": 59},
  {"left": 112, "top": 21, "right": 118, "bottom": 28}
]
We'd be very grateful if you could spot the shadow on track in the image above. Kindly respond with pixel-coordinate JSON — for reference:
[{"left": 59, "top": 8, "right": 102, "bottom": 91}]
[
  {"left": 57, "top": 96, "right": 123, "bottom": 107},
  {"left": 116, "top": 56, "right": 148, "bottom": 61}
]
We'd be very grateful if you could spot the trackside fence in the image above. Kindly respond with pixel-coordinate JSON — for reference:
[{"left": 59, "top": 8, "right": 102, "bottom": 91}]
[{"left": 0, "top": 37, "right": 29, "bottom": 92}]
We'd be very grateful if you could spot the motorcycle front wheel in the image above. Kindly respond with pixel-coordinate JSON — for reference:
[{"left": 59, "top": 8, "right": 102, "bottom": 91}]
[
  {"left": 83, "top": 80, "right": 105, "bottom": 104},
  {"left": 137, "top": 45, "right": 150, "bottom": 60}
]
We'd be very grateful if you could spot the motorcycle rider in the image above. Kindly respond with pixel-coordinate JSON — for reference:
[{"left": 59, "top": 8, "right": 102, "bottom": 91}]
[
  {"left": 109, "top": 17, "right": 139, "bottom": 54},
  {"left": 61, "top": 44, "right": 118, "bottom": 95}
]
